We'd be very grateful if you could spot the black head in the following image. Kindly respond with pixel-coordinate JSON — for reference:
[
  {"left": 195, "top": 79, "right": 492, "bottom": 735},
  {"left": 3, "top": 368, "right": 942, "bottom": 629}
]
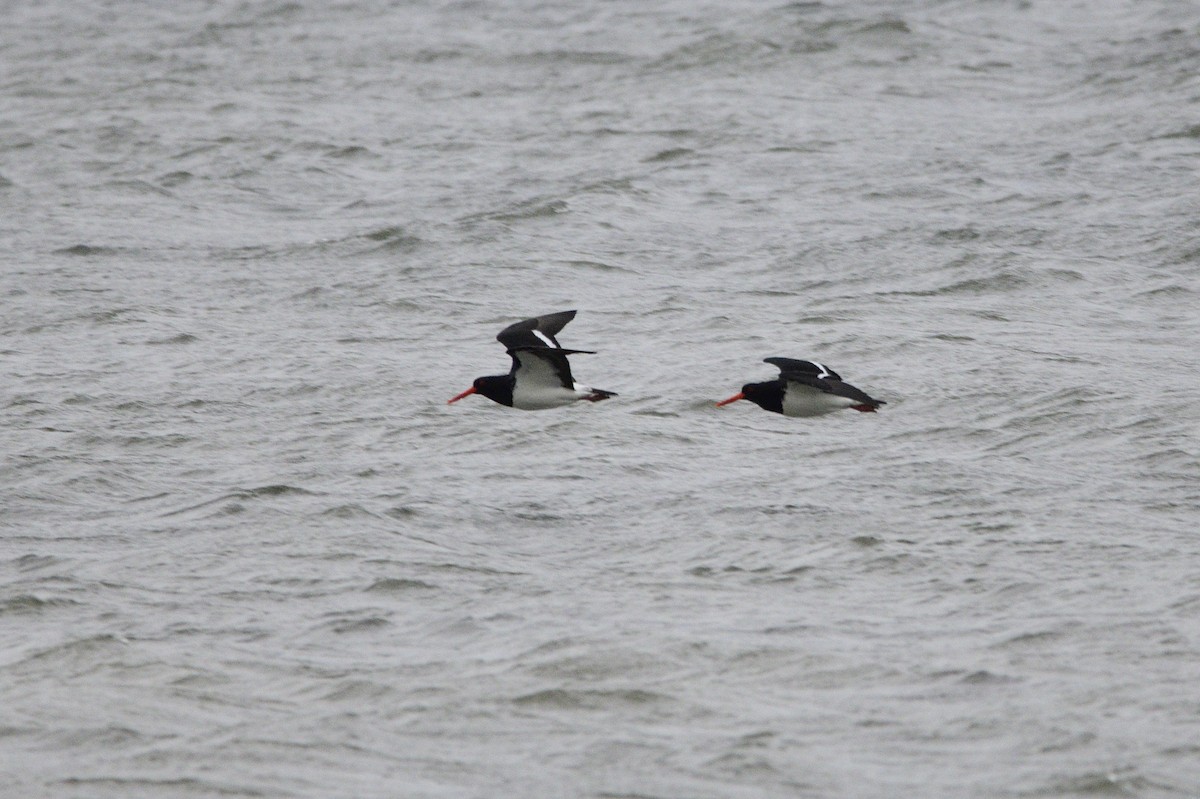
[
  {"left": 473, "top": 374, "right": 513, "bottom": 405},
  {"left": 740, "top": 381, "right": 785, "bottom": 414},
  {"left": 716, "top": 380, "right": 785, "bottom": 414},
  {"left": 448, "top": 374, "right": 514, "bottom": 407}
]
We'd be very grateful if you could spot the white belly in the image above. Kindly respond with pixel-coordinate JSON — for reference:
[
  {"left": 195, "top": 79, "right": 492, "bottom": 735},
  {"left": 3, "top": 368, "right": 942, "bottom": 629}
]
[
  {"left": 782, "top": 385, "right": 857, "bottom": 417},
  {"left": 511, "top": 383, "right": 584, "bottom": 410}
]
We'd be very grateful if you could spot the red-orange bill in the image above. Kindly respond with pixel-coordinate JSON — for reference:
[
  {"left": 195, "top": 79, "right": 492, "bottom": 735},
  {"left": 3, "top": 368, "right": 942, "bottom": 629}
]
[
  {"left": 447, "top": 386, "right": 476, "bottom": 404},
  {"left": 715, "top": 392, "right": 744, "bottom": 407}
]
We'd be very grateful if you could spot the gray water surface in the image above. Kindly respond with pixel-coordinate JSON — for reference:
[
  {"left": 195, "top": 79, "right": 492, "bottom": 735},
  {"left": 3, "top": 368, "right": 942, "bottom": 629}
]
[{"left": 3, "top": 1, "right": 1199, "bottom": 797}]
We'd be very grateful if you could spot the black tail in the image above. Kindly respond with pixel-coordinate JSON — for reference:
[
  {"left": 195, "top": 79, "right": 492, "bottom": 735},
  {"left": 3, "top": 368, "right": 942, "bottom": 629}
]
[{"left": 584, "top": 388, "right": 617, "bottom": 402}]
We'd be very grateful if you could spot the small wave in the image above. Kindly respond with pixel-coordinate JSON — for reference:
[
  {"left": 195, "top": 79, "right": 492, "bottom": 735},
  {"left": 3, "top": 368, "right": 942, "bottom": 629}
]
[
  {"left": 1035, "top": 767, "right": 1157, "bottom": 797},
  {"left": 328, "top": 616, "right": 391, "bottom": 634},
  {"left": 1133, "top": 447, "right": 1194, "bottom": 470},
  {"left": 629, "top": 408, "right": 681, "bottom": 418},
  {"left": 959, "top": 670, "right": 1020, "bottom": 685},
  {"left": 158, "top": 170, "right": 193, "bottom": 187},
  {"left": 55, "top": 725, "right": 145, "bottom": 748},
  {"left": 491, "top": 199, "right": 569, "bottom": 222},
  {"left": 12, "top": 554, "right": 62, "bottom": 572},
  {"left": 558, "top": 259, "right": 635, "bottom": 273},
  {"left": 884, "top": 266, "right": 1084, "bottom": 298},
  {"left": 84, "top": 307, "right": 144, "bottom": 325},
  {"left": 321, "top": 503, "right": 377, "bottom": 519},
  {"left": 325, "top": 145, "right": 378, "bottom": 159},
  {"left": 512, "top": 687, "right": 666, "bottom": 709},
  {"left": 1134, "top": 282, "right": 1193, "bottom": 299},
  {"left": 146, "top": 332, "right": 198, "bottom": 345},
  {"left": 705, "top": 751, "right": 783, "bottom": 778},
  {"left": 365, "top": 578, "right": 436, "bottom": 593},
  {"left": 160, "top": 485, "right": 316, "bottom": 518},
  {"left": 643, "top": 147, "right": 694, "bottom": 163},
  {"left": 359, "top": 226, "right": 423, "bottom": 251},
  {"left": 16, "top": 634, "right": 128, "bottom": 670},
  {"left": 688, "top": 562, "right": 812, "bottom": 581},
  {"left": 649, "top": 28, "right": 833, "bottom": 73},
  {"left": 101, "top": 179, "right": 174, "bottom": 197},
  {"left": 991, "top": 626, "right": 1067, "bottom": 649},
  {"left": 857, "top": 18, "right": 910, "bottom": 36},
  {"left": 1157, "top": 123, "right": 1200, "bottom": 140},
  {"left": 0, "top": 594, "right": 80, "bottom": 615},
  {"left": 425, "top": 561, "right": 525, "bottom": 577},
  {"left": 320, "top": 679, "right": 393, "bottom": 702},
  {"left": 242, "top": 484, "right": 314, "bottom": 498},
  {"left": 511, "top": 49, "right": 629, "bottom": 66},
  {"left": 102, "top": 431, "right": 195, "bottom": 448},
  {"left": 53, "top": 244, "right": 123, "bottom": 257},
  {"left": 932, "top": 226, "right": 982, "bottom": 242},
  {"left": 56, "top": 777, "right": 259, "bottom": 796},
  {"left": 412, "top": 48, "right": 466, "bottom": 63}
]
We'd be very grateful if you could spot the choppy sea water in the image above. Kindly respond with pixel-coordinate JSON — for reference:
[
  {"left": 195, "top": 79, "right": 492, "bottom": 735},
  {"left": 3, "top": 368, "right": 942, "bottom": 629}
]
[{"left": 3, "top": 1, "right": 1200, "bottom": 797}]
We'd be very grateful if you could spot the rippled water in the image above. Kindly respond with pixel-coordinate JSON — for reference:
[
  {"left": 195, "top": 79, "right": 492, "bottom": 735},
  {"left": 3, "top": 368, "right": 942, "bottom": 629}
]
[{"left": 3, "top": 1, "right": 1200, "bottom": 797}]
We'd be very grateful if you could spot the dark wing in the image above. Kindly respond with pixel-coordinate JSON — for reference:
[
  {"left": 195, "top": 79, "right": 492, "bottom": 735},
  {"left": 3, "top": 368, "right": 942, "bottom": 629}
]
[
  {"left": 763, "top": 357, "right": 842, "bottom": 382},
  {"left": 508, "top": 347, "right": 577, "bottom": 389},
  {"left": 776, "top": 372, "right": 835, "bottom": 395},
  {"left": 497, "top": 310, "right": 583, "bottom": 351},
  {"left": 779, "top": 371, "right": 885, "bottom": 406}
]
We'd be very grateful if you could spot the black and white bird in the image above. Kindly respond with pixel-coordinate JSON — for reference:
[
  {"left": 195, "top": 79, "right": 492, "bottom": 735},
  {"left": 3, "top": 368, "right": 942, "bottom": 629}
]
[
  {"left": 716, "top": 358, "right": 885, "bottom": 416},
  {"left": 447, "top": 310, "right": 617, "bottom": 410}
]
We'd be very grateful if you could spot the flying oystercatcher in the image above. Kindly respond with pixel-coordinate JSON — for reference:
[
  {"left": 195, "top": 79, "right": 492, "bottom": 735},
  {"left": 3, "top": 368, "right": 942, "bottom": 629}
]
[
  {"left": 447, "top": 310, "right": 617, "bottom": 410},
  {"left": 716, "top": 358, "right": 885, "bottom": 416}
]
